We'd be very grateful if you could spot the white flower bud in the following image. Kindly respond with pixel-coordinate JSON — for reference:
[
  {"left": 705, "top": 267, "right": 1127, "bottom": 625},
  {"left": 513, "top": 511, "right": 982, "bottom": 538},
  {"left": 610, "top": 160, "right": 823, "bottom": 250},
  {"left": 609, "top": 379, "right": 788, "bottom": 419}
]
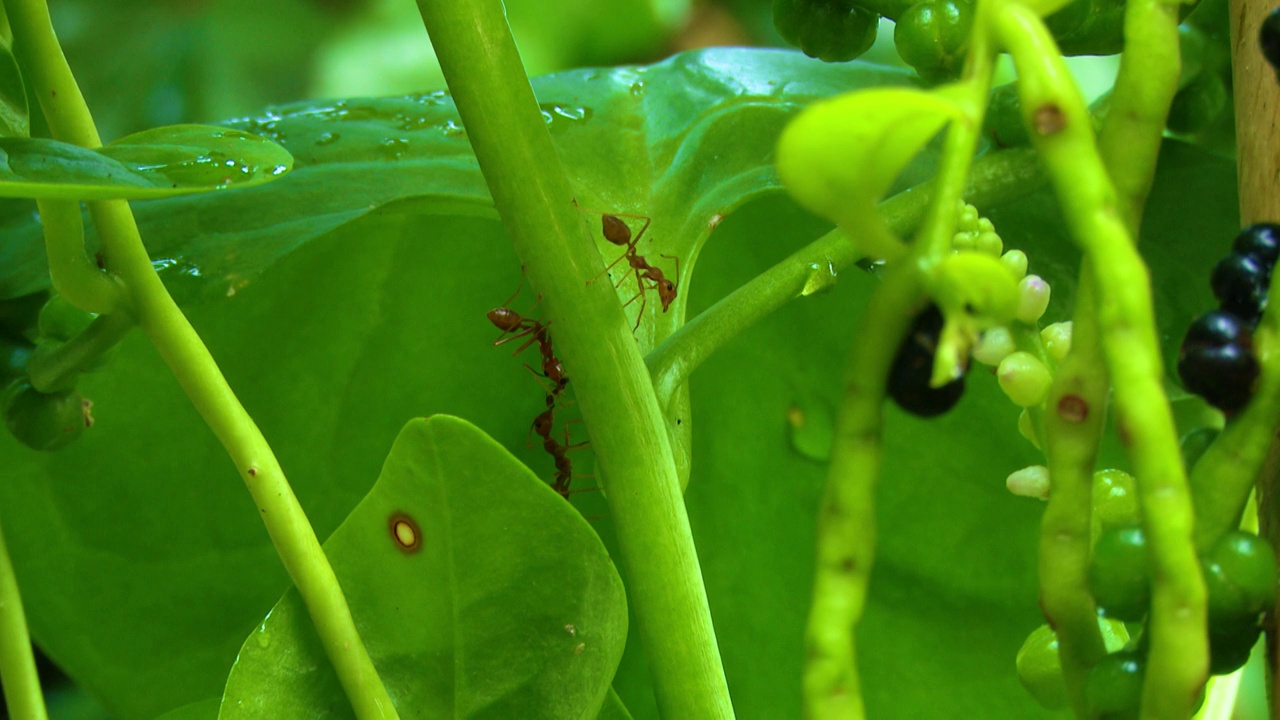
[
  {"left": 1007, "top": 465, "right": 1051, "bottom": 500},
  {"left": 1016, "top": 275, "right": 1051, "bottom": 324}
]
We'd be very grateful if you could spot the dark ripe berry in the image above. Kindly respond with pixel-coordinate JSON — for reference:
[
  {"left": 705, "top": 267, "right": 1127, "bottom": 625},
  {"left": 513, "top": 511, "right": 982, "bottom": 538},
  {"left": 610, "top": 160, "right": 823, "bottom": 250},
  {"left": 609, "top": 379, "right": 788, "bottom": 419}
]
[
  {"left": 1233, "top": 223, "right": 1280, "bottom": 268},
  {"left": 1261, "top": 9, "right": 1280, "bottom": 74},
  {"left": 1211, "top": 254, "right": 1269, "bottom": 323},
  {"left": 1177, "top": 343, "right": 1260, "bottom": 413},
  {"left": 887, "top": 304, "right": 965, "bottom": 417},
  {"left": 1181, "top": 310, "right": 1252, "bottom": 351}
]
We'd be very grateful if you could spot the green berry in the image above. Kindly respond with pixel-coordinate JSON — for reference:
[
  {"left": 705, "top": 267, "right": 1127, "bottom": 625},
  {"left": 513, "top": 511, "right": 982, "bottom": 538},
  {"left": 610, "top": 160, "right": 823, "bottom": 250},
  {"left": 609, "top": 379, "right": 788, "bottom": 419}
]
[
  {"left": 1016, "top": 275, "right": 1051, "bottom": 324},
  {"left": 1209, "top": 617, "right": 1261, "bottom": 676},
  {"left": 973, "top": 326, "right": 1015, "bottom": 366},
  {"left": 37, "top": 294, "right": 93, "bottom": 342},
  {"left": 1000, "top": 249, "right": 1028, "bottom": 280},
  {"left": 3, "top": 379, "right": 89, "bottom": 452},
  {"left": 1040, "top": 321, "right": 1072, "bottom": 363},
  {"left": 997, "top": 351, "right": 1052, "bottom": 407},
  {"left": 1203, "top": 531, "right": 1277, "bottom": 623},
  {"left": 893, "top": 0, "right": 973, "bottom": 81},
  {"left": 1089, "top": 525, "right": 1149, "bottom": 622},
  {"left": 1091, "top": 469, "right": 1139, "bottom": 541},
  {"left": 1084, "top": 651, "right": 1144, "bottom": 720},
  {"left": 1016, "top": 625, "right": 1068, "bottom": 710},
  {"left": 983, "top": 82, "right": 1032, "bottom": 148},
  {"left": 773, "top": 0, "right": 880, "bottom": 62}
]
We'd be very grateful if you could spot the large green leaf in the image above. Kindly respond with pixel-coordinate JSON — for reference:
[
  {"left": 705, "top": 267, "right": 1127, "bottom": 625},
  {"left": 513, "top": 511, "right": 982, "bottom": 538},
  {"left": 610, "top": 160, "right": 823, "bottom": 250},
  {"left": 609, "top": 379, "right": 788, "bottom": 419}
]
[
  {"left": 0, "top": 124, "right": 291, "bottom": 200},
  {"left": 0, "top": 47, "right": 1238, "bottom": 720},
  {"left": 219, "top": 416, "right": 626, "bottom": 719},
  {"left": 0, "top": 44, "right": 29, "bottom": 139}
]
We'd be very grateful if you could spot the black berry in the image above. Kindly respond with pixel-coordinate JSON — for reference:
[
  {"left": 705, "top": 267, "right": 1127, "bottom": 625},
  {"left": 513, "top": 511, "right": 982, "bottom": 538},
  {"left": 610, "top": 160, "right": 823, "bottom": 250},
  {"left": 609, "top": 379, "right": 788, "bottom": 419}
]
[
  {"left": 1177, "top": 342, "right": 1259, "bottom": 414},
  {"left": 1182, "top": 310, "right": 1253, "bottom": 350},
  {"left": 1262, "top": 9, "right": 1280, "bottom": 75},
  {"left": 887, "top": 304, "right": 965, "bottom": 417},
  {"left": 1233, "top": 223, "right": 1280, "bottom": 268},
  {"left": 1211, "top": 254, "right": 1269, "bottom": 324}
]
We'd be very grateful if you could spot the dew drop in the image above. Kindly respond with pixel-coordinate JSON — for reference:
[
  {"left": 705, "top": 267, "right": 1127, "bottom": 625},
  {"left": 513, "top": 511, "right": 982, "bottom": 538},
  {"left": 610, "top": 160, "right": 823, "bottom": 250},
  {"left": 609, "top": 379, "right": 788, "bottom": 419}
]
[
  {"left": 801, "top": 260, "right": 838, "bottom": 297},
  {"left": 313, "top": 131, "right": 339, "bottom": 146}
]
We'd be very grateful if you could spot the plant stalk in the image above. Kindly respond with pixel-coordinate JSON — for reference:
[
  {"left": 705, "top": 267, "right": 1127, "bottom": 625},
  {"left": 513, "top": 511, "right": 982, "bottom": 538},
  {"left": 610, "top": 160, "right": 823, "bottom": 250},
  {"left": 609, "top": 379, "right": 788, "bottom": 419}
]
[
  {"left": 413, "top": 2, "right": 732, "bottom": 717},
  {"left": 0, "top": 514, "right": 47, "bottom": 720}
]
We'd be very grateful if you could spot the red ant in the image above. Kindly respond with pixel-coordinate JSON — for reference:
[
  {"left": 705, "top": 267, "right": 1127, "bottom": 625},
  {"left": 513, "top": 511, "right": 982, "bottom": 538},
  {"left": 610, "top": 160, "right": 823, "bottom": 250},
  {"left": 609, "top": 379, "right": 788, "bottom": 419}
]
[
  {"left": 574, "top": 200, "right": 679, "bottom": 331},
  {"left": 486, "top": 274, "right": 567, "bottom": 393},
  {"left": 530, "top": 392, "right": 592, "bottom": 499}
]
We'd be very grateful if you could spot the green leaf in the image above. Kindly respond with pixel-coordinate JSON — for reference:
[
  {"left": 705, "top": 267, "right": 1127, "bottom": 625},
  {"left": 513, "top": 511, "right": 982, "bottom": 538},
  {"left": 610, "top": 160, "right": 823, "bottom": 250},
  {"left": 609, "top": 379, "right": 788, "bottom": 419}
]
[
  {"left": 0, "top": 124, "right": 291, "bottom": 200},
  {"left": 0, "top": 47, "right": 1238, "bottom": 720},
  {"left": 775, "top": 85, "right": 967, "bottom": 258},
  {"left": 0, "top": 44, "right": 29, "bottom": 139},
  {"left": 219, "top": 416, "right": 626, "bottom": 719}
]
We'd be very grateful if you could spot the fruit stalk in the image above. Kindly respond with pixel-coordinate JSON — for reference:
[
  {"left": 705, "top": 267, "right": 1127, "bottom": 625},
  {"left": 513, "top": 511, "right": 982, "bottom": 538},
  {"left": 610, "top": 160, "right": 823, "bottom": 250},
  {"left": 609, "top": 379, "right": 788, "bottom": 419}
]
[
  {"left": 6, "top": 1, "right": 399, "bottom": 718},
  {"left": 994, "top": 7, "right": 1207, "bottom": 718}
]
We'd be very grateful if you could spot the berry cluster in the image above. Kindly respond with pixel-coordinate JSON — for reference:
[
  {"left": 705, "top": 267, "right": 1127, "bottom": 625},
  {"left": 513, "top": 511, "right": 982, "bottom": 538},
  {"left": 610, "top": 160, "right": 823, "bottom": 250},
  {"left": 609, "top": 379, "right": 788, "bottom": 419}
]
[{"left": 1177, "top": 224, "right": 1280, "bottom": 414}]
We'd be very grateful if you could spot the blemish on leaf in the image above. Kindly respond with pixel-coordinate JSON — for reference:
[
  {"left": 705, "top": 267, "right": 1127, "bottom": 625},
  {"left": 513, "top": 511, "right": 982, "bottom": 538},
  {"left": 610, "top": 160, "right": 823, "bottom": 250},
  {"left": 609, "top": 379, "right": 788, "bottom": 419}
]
[
  {"left": 1057, "top": 395, "right": 1088, "bottom": 423},
  {"left": 564, "top": 624, "right": 576, "bottom": 636},
  {"left": 81, "top": 399, "right": 94, "bottom": 428},
  {"left": 246, "top": 466, "right": 258, "bottom": 477},
  {"left": 1033, "top": 104, "right": 1066, "bottom": 135},
  {"left": 388, "top": 512, "right": 422, "bottom": 553},
  {"left": 573, "top": 643, "right": 585, "bottom": 654}
]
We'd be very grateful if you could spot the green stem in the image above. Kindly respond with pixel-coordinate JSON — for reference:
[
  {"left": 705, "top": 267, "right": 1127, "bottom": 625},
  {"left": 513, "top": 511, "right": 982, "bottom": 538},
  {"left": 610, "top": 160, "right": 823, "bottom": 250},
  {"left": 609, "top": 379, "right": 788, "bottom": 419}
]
[
  {"left": 647, "top": 148, "right": 1045, "bottom": 410},
  {"left": 803, "top": 16, "right": 997, "bottom": 718},
  {"left": 6, "top": 2, "right": 398, "bottom": 718},
  {"left": 0, "top": 514, "right": 47, "bottom": 720},
  {"left": 995, "top": 7, "right": 1206, "bottom": 717},
  {"left": 413, "top": 2, "right": 732, "bottom": 718},
  {"left": 1037, "top": 274, "right": 1107, "bottom": 717},
  {"left": 1095, "top": 0, "right": 1182, "bottom": 230},
  {"left": 35, "top": 200, "right": 125, "bottom": 315},
  {"left": 26, "top": 312, "right": 132, "bottom": 393}
]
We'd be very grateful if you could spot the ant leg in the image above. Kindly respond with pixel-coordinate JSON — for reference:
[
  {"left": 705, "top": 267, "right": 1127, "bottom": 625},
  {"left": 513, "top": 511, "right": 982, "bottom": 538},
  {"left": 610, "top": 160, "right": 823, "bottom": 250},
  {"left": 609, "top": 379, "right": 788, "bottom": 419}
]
[
  {"left": 660, "top": 253, "right": 680, "bottom": 280},
  {"left": 588, "top": 249, "right": 631, "bottom": 286},
  {"left": 492, "top": 321, "right": 535, "bottom": 349}
]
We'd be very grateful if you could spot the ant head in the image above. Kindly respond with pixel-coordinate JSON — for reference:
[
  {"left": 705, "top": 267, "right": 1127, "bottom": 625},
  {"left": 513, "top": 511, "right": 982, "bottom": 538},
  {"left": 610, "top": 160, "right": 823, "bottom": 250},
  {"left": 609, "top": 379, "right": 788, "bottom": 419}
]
[
  {"left": 531, "top": 410, "right": 554, "bottom": 438},
  {"left": 601, "top": 215, "right": 632, "bottom": 246},
  {"left": 658, "top": 280, "right": 677, "bottom": 311}
]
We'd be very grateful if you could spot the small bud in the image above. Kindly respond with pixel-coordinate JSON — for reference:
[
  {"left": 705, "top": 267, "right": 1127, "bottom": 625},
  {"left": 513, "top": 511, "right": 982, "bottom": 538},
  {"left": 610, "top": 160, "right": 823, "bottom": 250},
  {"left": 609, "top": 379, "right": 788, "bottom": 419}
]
[
  {"left": 976, "top": 230, "right": 1003, "bottom": 256},
  {"left": 1007, "top": 465, "right": 1051, "bottom": 499},
  {"left": 1000, "top": 250, "right": 1028, "bottom": 279},
  {"left": 952, "top": 232, "right": 976, "bottom": 251},
  {"left": 999, "top": 351, "right": 1053, "bottom": 407},
  {"left": 1018, "top": 409, "right": 1040, "bottom": 449},
  {"left": 1016, "top": 274, "right": 1051, "bottom": 324},
  {"left": 973, "top": 327, "right": 1016, "bottom": 366},
  {"left": 958, "top": 203, "right": 979, "bottom": 232},
  {"left": 1041, "top": 321, "right": 1073, "bottom": 363}
]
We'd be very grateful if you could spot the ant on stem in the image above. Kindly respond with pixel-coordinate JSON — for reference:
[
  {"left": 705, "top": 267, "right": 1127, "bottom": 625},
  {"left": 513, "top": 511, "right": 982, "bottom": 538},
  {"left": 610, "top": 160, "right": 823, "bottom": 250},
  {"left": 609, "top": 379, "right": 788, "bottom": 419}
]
[{"left": 573, "top": 199, "right": 679, "bottom": 332}]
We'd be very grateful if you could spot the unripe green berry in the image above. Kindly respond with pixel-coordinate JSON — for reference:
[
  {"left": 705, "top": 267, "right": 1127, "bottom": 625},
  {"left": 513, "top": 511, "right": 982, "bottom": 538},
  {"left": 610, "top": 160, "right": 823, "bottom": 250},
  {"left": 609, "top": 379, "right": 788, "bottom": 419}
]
[
  {"left": 1084, "top": 651, "right": 1144, "bottom": 720},
  {"left": 1091, "top": 469, "right": 1139, "bottom": 543},
  {"left": 1000, "top": 249, "right": 1028, "bottom": 279},
  {"left": 3, "top": 379, "right": 90, "bottom": 452},
  {"left": 1040, "top": 321, "right": 1072, "bottom": 363},
  {"left": 1016, "top": 275, "right": 1051, "bottom": 324},
  {"left": 952, "top": 231, "right": 976, "bottom": 251},
  {"left": 1016, "top": 625, "right": 1067, "bottom": 710},
  {"left": 957, "top": 201, "right": 979, "bottom": 232},
  {"left": 1203, "top": 531, "right": 1277, "bottom": 624},
  {"left": 973, "top": 326, "right": 1015, "bottom": 366},
  {"left": 1006, "top": 465, "right": 1050, "bottom": 499},
  {"left": 998, "top": 351, "right": 1052, "bottom": 407},
  {"left": 1090, "top": 525, "right": 1150, "bottom": 622}
]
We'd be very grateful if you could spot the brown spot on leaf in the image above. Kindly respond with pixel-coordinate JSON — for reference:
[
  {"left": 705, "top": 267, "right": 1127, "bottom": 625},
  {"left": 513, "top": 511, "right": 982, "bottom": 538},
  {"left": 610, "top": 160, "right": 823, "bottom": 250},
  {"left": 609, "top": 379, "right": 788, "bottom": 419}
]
[
  {"left": 388, "top": 512, "right": 422, "bottom": 553},
  {"left": 1057, "top": 395, "right": 1089, "bottom": 423}
]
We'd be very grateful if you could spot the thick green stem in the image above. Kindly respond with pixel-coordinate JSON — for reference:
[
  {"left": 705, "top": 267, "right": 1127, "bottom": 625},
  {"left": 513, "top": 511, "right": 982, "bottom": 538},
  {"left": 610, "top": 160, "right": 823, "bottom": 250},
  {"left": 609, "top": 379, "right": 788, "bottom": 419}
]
[
  {"left": 413, "top": 2, "right": 732, "bottom": 718},
  {"left": 35, "top": 199, "right": 125, "bottom": 315},
  {"left": 647, "top": 148, "right": 1045, "bottom": 410},
  {"left": 996, "top": 7, "right": 1206, "bottom": 717},
  {"left": 6, "top": 2, "right": 397, "bottom": 718},
  {"left": 1037, "top": 276, "right": 1107, "bottom": 717},
  {"left": 803, "top": 17, "right": 996, "bottom": 718},
  {"left": 0, "top": 515, "right": 47, "bottom": 720}
]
